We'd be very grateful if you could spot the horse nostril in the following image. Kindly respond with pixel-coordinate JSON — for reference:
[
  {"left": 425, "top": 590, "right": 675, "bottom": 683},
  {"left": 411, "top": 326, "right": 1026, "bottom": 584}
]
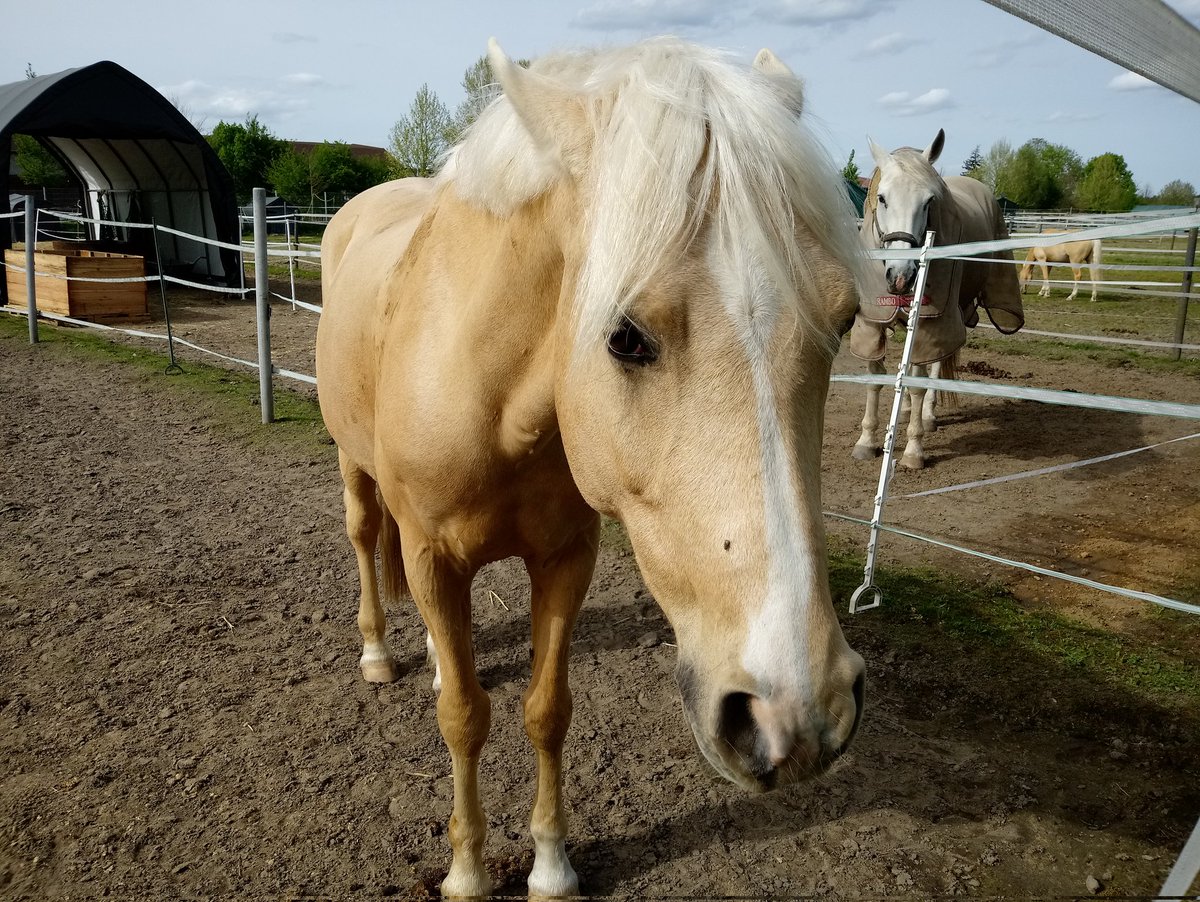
[{"left": 717, "top": 691, "right": 757, "bottom": 760}]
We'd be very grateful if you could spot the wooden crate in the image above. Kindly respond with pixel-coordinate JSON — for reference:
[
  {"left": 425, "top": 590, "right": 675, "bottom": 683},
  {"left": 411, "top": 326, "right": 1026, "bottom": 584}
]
[{"left": 4, "top": 245, "right": 149, "bottom": 323}]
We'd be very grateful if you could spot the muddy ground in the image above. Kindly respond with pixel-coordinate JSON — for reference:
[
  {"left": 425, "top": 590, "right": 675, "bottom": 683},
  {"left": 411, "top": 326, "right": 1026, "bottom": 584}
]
[{"left": 1, "top": 287, "right": 1198, "bottom": 899}]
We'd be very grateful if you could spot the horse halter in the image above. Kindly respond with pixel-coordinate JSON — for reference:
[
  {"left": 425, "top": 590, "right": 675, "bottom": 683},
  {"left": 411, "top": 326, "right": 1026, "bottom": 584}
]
[{"left": 876, "top": 227, "right": 921, "bottom": 249}]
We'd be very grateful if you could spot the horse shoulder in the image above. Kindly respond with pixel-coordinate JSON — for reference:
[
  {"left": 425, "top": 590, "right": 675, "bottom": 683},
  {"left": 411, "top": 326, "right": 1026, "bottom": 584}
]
[{"left": 317, "top": 178, "right": 439, "bottom": 476}]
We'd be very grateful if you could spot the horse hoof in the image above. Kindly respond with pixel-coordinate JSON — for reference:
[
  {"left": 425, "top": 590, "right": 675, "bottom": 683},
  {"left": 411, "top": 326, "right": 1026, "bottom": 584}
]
[
  {"left": 441, "top": 866, "right": 492, "bottom": 900},
  {"left": 360, "top": 657, "right": 399, "bottom": 683},
  {"left": 528, "top": 868, "right": 580, "bottom": 900},
  {"left": 900, "top": 454, "right": 925, "bottom": 470},
  {"left": 851, "top": 445, "right": 878, "bottom": 461}
]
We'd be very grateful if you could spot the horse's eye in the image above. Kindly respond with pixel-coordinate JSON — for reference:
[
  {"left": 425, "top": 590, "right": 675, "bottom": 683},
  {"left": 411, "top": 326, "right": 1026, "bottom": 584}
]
[
  {"left": 877, "top": 194, "right": 887, "bottom": 208},
  {"left": 607, "top": 318, "right": 658, "bottom": 365}
]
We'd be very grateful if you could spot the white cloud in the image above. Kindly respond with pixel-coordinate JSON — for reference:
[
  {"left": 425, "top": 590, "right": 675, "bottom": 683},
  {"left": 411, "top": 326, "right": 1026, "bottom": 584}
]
[
  {"left": 972, "top": 37, "right": 1028, "bottom": 69},
  {"left": 866, "top": 32, "right": 910, "bottom": 53},
  {"left": 573, "top": 0, "right": 733, "bottom": 30},
  {"left": 1108, "top": 70, "right": 1158, "bottom": 92},
  {"left": 272, "top": 32, "right": 317, "bottom": 45},
  {"left": 877, "top": 87, "right": 953, "bottom": 117},
  {"left": 282, "top": 73, "right": 325, "bottom": 87},
  {"left": 162, "top": 78, "right": 310, "bottom": 127},
  {"left": 757, "top": 0, "right": 891, "bottom": 25},
  {"left": 1043, "top": 110, "right": 1100, "bottom": 124}
]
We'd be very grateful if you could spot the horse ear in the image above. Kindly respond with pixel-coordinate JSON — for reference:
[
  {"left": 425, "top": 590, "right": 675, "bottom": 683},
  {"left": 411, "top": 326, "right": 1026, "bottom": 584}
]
[
  {"left": 868, "top": 136, "right": 890, "bottom": 170},
  {"left": 753, "top": 48, "right": 804, "bottom": 116},
  {"left": 924, "top": 128, "right": 945, "bottom": 164},
  {"left": 488, "top": 38, "right": 589, "bottom": 178}
]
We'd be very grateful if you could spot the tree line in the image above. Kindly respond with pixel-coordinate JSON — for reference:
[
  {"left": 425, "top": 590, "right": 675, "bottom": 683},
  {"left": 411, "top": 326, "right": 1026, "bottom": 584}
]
[
  {"left": 956, "top": 139, "right": 1194, "bottom": 213},
  {"left": 205, "top": 55, "right": 509, "bottom": 206}
]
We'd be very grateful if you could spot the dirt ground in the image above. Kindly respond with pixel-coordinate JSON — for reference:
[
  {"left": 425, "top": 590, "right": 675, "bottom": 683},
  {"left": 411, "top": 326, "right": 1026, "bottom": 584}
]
[{"left": 1, "top": 286, "right": 1198, "bottom": 900}]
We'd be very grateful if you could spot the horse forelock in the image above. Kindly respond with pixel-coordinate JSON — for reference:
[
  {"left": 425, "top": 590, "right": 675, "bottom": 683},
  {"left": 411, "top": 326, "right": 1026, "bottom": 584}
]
[
  {"left": 878, "top": 147, "right": 946, "bottom": 200},
  {"left": 442, "top": 37, "right": 869, "bottom": 353}
]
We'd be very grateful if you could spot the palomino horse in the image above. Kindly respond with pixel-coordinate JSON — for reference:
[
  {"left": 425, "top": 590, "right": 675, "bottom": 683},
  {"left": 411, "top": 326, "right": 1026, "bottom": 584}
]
[
  {"left": 317, "top": 37, "right": 869, "bottom": 898},
  {"left": 849, "top": 128, "right": 1024, "bottom": 469},
  {"left": 1019, "top": 236, "right": 1102, "bottom": 301}
]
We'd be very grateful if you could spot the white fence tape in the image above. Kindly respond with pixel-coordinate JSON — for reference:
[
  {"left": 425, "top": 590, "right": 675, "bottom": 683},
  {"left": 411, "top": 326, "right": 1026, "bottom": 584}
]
[
  {"left": 2, "top": 304, "right": 315, "bottom": 386},
  {"left": 3, "top": 260, "right": 156, "bottom": 284},
  {"left": 271, "top": 292, "right": 322, "bottom": 314},
  {"left": 900, "top": 431, "right": 1200, "bottom": 498},
  {"left": 1159, "top": 816, "right": 1200, "bottom": 898},
  {"left": 976, "top": 321, "right": 1200, "bottom": 351},
  {"left": 870, "top": 212, "right": 1200, "bottom": 261},
  {"left": 43, "top": 208, "right": 154, "bottom": 230},
  {"left": 826, "top": 511, "right": 1200, "bottom": 616},
  {"left": 831, "top": 373, "right": 1200, "bottom": 420}
]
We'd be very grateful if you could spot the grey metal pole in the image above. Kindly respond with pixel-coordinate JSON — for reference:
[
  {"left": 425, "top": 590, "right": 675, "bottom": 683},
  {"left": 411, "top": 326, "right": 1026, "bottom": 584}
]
[
  {"left": 253, "top": 188, "right": 274, "bottom": 423},
  {"left": 24, "top": 194, "right": 38, "bottom": 343},
  {"left": 1171, "top": 227, "right": 1196, "bottom": 362}
]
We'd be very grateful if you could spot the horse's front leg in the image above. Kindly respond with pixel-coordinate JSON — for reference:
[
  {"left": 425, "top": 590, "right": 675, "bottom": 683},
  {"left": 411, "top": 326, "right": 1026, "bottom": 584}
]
[
  {"left": 901, "top": 363, "right": 929, "bottom": 469},
  {"left": 1066, "top": 266, "right": 1081, "bottom": 301},
  {"left": 339, "top": 451, "right": 398, "bottom": 683},
  {"left": 922, "top": 359, "right": 941, "bottom": 434},
  {"left": 523, "top": 520, "right": 599, "bottom": 898},
  {"left": 403, "top": 539, "right": 492, "bottom": 899},
  {"left": 852, "top": 357, "right": 887, "bottom": 460}
]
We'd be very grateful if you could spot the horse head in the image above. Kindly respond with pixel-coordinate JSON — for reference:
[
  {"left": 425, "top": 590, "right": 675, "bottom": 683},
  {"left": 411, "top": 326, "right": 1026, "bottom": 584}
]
[
  {"left": 483, "top": 39, "right": 868, "bottom": 791},
  {"left": 867, "top": 127, "right": 946, "bottom": 295}
]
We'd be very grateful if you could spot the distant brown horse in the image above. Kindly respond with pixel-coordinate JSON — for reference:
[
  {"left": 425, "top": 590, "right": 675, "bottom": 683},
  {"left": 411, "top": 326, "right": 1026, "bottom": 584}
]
[
  {"left": 1019, "top": 236, "right": 1102, "bottom": 301},
  {"left": 317, "top": 36, "right": 868, "bottom": 899}
]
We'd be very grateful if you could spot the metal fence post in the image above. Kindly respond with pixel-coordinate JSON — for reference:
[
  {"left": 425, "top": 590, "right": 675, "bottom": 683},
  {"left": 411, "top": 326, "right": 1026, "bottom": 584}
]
[
  {"left": 253, "top": 188, "right": 275, "bottom": 423},
  {"left": 1172, "top": 227, "right": 1197, "bottom": 362},
  {"left": 24, "top": 194, "right": 38, "bottom": 343},
  {"left": 849, "top": 231, "right": 936, "bottom": 614}
]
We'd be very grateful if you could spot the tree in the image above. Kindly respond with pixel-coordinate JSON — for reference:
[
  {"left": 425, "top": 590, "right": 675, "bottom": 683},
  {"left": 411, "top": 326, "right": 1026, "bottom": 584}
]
[
  {"left": 12, "top": 135, "right": 69, "bottom": 188},
  {"left": 388, "top": 84, "right": 454, "bottom": 177},
  {"left": 1157, "top": 179, "right": 1196, "bottom": 206},
  {"left": 842, "top": 149, "right": 860, "bottom": 182},
  {"left": 998, "top": 138, "right": 1082, "bottom": 210},
  {"left": 975, "top": 139, "right": 1014, "bottom": 194},
  {"left": 267, "top": 142, "right": 392, "bottom": 206},
  {"left": 206, "top": 115, "right": 289, "bottom": 202},
  {"left": 1074, "top": 153, "right": 1138, "bottom": 212},
  {"left": 961, "top": 145, "right": 984, "bottom": 177},
  {"left": 447, "top": 55, "right": 498, "bottom": 143},
  {"left": 12, "top": 65, "right": 70, "bottom": 189},
  {"left": 265, "top": 148, "right": 312, "bottom": 206}
]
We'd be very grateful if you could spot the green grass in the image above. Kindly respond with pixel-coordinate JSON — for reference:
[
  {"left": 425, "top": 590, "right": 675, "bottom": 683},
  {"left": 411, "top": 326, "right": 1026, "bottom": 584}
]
[
  {"left": 0, "top": 312, "right": 331, "bottom": 454},
  {"left": 828, "top": 546, "right": 1200, "bottom": 705}
]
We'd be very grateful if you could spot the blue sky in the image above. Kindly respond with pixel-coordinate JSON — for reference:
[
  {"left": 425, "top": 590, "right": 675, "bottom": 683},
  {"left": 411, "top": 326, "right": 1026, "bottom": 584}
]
[{"left": 7, "top": 0, "right": 1200, "bottom": 194}]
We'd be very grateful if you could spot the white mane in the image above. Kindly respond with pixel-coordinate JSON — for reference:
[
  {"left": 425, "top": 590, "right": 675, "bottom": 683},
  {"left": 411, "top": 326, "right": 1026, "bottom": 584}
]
[{"left": 442, "top": 37, "right": 869, "bottom": 346}]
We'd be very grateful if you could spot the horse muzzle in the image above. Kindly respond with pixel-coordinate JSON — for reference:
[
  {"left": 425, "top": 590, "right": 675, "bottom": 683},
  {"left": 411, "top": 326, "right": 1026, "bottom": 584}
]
[
  {"left": 885, "top": 264, "right": 917, "bottom": 296},
  {"left": 679, "top": 659, "right": 866, "bottom": 792}
]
